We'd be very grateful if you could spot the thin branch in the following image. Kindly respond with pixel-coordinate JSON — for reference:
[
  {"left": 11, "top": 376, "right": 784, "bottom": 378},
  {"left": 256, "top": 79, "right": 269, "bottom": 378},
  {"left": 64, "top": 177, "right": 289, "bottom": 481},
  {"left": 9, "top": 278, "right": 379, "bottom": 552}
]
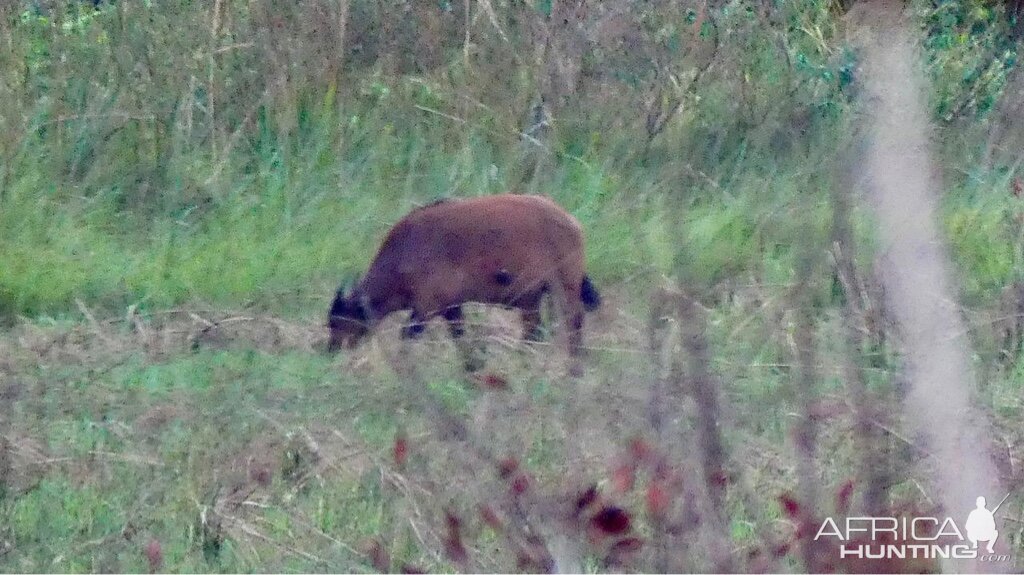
[{"left": 413, "top": 104, "right": 591, "bottom": 169}]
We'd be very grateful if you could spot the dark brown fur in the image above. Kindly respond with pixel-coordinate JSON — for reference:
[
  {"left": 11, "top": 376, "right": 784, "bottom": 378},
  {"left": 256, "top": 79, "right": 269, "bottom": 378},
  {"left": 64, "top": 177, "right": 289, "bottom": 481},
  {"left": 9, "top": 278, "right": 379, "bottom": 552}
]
[{"left": 327, "top": 194, "right": 601, "bottom": 364}]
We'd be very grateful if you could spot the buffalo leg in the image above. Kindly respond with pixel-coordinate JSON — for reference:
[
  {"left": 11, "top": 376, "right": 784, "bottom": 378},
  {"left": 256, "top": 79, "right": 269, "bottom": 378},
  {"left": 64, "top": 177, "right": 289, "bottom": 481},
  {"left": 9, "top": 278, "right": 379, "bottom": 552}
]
[
  {"left": 442, "top": 305, "right": 465, "bottom": 339},
  {"left": 567, "top": 313, "right": 585, "bottom": 378},
  {"left": 567, "top": 310, "right": 585, "bottom": 357},
  {"left": 553, "top": 280, "right": 586, "bottom": 358},
  {"left": 443, "top": 305, "right": 485, "bottom": 372},
  {"left": 519, "top": 294, "right": 545, "bottom": 342},
  {"left": 558, "top": 279, "right": 586, "bottom": 377}
]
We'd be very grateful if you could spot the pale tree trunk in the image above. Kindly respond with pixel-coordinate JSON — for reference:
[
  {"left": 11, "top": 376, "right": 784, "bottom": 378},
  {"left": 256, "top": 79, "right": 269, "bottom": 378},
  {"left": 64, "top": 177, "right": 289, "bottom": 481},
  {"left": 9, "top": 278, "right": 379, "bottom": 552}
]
[{"left": 851, "top": 1, "right": 1009, "bottom": 571}]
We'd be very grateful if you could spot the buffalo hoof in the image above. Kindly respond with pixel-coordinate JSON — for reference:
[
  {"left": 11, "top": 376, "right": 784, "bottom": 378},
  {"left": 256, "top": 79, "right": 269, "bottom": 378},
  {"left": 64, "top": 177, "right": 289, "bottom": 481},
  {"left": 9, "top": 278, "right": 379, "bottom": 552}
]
[{"left": 400, "top": 323, "right": 425, "bottom": 339}]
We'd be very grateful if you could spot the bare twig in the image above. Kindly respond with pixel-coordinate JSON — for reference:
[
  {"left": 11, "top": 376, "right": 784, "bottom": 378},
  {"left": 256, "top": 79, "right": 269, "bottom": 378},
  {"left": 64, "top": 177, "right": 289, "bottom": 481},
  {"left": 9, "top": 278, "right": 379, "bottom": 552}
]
[
  {"left": 413, "top": 104, "right": 591, "bottom": 169},
  {"left": 792, "top": 230, "right": 824, "bottom": 571},
  {"left": 831, "top": 166, "right": 890, "bottom": 515},
  {"left": 216, "top": 508, "right": 325, "bottom": 566},
  {"left": 676, "top": 288, "right": 734, "bottom": 573},
  {"left": 477, "top": 0, "right": 510, "bottom": 43},
  {"left": 203, "top": 89, "right": 270, "bottom": 187},
  {"left": 75, "top": 298, "right": 116, "bottom": 348}
]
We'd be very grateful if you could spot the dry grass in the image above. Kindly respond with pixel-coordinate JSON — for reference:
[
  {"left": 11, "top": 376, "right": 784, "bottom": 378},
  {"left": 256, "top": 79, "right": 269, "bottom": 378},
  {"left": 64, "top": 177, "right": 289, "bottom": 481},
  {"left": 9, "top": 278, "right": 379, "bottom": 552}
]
[{"left": 2, "top": 285, "right": 1024, "bottom": 572}]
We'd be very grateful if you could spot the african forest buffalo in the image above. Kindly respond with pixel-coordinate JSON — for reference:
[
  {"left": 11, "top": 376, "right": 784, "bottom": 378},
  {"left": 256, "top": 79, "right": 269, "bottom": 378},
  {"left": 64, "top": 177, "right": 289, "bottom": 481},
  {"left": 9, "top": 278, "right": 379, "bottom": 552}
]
[{"left": 327, "top": 194, "right": 601, "bottom": 369}]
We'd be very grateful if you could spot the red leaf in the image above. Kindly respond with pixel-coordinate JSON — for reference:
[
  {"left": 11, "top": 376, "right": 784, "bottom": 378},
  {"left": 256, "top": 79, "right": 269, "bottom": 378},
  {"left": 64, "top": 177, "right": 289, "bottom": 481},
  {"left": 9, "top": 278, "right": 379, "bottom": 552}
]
[
  {"left": 393, "top": 433, "right": 408, "bottom": 468},
  {"left": 709, "top": 468, "right": 730, "bottom": 488},
  {"left": 144, "top": 539, "right": 162, "bottom": 574},
  {"left": 474, "top": 373, "right": 509, "bottom": 390},
  {"left": 400, "top": 564, "right": 426, "bottom": 574},
  {"left": 444, "top": 507, "right": 468, "bottom": 560},
  {"left": 361, "top": 539, "right": 390, "bottom": 572},
  {"left": 611, "top": 536, "right": 643, "bottom": 553},
  {"left": 778, "top": 493, "right": 801, "bottom": 519},
  {"left": 446, "top": 510, "right": 461, "bottom": 530},
  {"left": 772, "top": 541, "right": 792, "bottom": 558},
  {"left": 835, "top": 479, "right": 855, "bottom": 515},
  {"left": 479, "top": 504, "right": 503, "bottom": 531},
  {"left": 611, "top": 462, "right": 635, "bottom": 493},
  {"left": 510, "top": 473, "right": 530, "bottom": 496},
  {"left": 575, "top": 484, "right": 600, "bottom": 515},
  {"left": 443, "top": 511, "right": 468, "bottom": 565},
  {"left": 444, "top": 538, "right": 468, "bottom": 565},
  {"left": 604, "top": 537, "right": 643, "bottom": 567},
  {"left": 446, "top": 511, "right": 462, "bottom": 537},
  {"left": 646, "top": 481, "right": 670, "bottom": 518},
  {"left": 591, "top": 506, "right": 632, "bottom": 536},
  {"left": 629, "top": 437, "right": 652, "bottom": 463},
  {"left": 1014, "top": 177, "right": 1023, "bottom": 197},
  {"left": 497, "top": 457, "right": 519, "bottom": 480}
]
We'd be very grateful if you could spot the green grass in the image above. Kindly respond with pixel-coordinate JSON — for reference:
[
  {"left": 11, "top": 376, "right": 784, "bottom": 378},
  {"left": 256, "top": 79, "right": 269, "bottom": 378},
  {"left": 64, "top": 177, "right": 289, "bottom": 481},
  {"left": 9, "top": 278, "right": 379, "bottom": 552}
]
[{"left": 2, "top": 347, "right": 396, "bottom": 572}]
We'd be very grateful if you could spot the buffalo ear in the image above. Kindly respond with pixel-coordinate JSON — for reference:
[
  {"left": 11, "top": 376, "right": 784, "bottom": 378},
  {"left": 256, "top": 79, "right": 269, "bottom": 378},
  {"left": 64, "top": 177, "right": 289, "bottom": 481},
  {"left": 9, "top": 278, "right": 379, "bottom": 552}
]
[
  {"left": 331, "top": 275, "right": 373, "bottom": 323},
  {"left": 342, "top": 275, "right": 358, "bottom": 295},
  {"left": 331, "top": 275, "right": 360, "bottom": 316}
]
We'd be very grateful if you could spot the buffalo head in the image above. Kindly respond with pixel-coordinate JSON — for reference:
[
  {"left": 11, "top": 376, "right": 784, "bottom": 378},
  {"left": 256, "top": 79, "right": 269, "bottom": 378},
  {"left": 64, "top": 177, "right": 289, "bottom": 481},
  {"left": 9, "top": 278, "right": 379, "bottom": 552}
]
[{"left": 326, "top": 282, "right": 371, "bottom": 352}]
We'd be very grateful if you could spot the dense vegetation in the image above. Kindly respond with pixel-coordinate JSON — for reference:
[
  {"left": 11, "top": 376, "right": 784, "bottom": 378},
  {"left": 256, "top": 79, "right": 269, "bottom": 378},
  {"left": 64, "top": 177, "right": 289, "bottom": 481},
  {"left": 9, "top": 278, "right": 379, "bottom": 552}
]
[{"left": 2, "top": 0, "right": 1023, "bottom": 572}]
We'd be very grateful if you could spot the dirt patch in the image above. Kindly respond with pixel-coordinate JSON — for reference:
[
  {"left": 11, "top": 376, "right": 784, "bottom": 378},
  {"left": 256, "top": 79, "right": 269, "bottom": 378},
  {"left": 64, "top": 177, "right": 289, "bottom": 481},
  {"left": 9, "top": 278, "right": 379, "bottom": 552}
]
[
  {"left": 2, "top": 433, "right": 55, "bottom": 496},
  {"left": 133, "top": 403, "right": 189, "bottom": 434}
]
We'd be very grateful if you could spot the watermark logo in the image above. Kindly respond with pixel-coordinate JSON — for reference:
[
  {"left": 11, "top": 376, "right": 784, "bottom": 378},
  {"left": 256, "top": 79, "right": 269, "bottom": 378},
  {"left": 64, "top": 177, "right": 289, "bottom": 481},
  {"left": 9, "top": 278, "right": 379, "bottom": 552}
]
[
  {"left": 965, "top": 496, "right": 999, "bottom": 554},
  {"left": 813, "top": 494, "right": 1011, "bottom": 562}
]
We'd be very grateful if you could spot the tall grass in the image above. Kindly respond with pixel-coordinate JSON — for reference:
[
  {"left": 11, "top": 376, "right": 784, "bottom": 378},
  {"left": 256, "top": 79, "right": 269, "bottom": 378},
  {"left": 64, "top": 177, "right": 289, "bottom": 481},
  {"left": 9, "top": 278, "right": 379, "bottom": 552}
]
[
  {"left": 0, "top": 1, "right": 1013, "bottom": 316},
  {"left": 0, "top": 0, "right": 856, "bottom": 320}
]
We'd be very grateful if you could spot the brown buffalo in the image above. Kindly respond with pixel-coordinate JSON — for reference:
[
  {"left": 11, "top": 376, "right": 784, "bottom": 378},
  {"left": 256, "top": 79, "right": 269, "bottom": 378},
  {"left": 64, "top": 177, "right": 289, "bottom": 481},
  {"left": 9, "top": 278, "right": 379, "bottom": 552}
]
[{"left": 327, "top": 194, "right": 601, "bottom": 368}]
